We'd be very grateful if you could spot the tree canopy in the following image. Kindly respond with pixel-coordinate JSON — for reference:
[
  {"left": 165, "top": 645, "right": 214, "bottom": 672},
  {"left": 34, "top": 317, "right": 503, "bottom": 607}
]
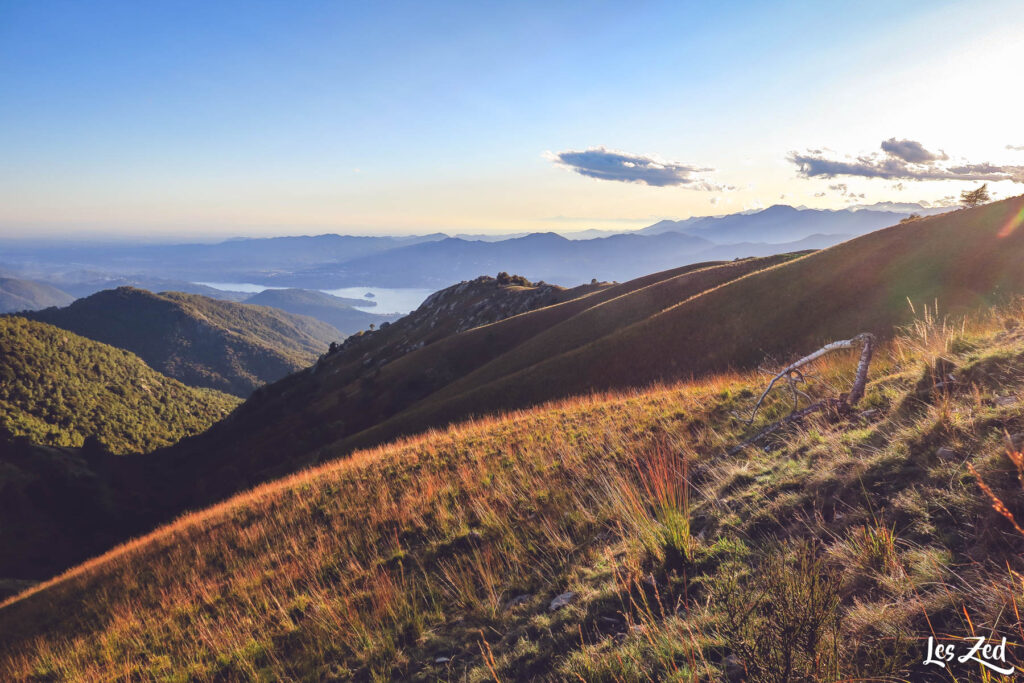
[{"left": 960, "top": 183, "right": 990, "bottom": 208}]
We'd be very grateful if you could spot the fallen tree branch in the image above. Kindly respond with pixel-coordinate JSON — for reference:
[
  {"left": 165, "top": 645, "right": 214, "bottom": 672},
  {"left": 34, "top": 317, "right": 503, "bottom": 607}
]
[
  {"left": 746, "top": 333, "right": 874, "bottom": 424},
  {"left": 732, "top": 333, "right": 876, "bottom": 454},
  {"left": 846, "top": 333, "right": 875, "bottom": 407}
]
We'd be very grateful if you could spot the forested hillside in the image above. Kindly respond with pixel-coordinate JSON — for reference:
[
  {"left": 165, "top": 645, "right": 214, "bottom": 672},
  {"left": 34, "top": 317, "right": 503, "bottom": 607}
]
[{"left": 0, "top": 316, "right": 239, "bottom": 454}]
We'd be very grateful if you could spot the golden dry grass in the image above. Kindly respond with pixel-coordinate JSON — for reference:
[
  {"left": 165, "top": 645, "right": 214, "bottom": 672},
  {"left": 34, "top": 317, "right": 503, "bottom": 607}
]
[{"left": 3, "top": 301, "right": 1024, "bottom": 680}]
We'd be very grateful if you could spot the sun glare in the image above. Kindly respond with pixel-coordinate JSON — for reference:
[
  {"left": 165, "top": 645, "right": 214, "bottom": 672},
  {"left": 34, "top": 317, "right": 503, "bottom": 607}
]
[{"left": 998, "top": 205, "right": 1024, "bottom": 238}]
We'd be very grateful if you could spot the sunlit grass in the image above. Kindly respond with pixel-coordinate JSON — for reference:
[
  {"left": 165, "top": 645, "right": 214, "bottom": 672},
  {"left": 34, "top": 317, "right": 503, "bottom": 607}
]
[{"left": 2, "top": 302, "right": 1024, "bottom": 680}]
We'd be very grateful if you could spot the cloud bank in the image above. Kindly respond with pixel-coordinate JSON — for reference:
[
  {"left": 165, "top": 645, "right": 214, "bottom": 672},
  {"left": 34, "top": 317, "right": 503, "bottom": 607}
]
[
  {"left": 880, "top": 138, "right": 947, "bottom": 163},
  {"left": 789, "top": 138, "right": 1024, "bottom": 184},
  {"left": 548, "top": 147, "right": 729, "bottom": 189}
]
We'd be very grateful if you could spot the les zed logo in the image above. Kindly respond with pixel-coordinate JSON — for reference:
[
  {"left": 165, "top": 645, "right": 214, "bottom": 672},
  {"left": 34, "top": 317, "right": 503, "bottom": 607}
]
[{"left": 923, "top": 636, "right": 1015, "bottom": 675}]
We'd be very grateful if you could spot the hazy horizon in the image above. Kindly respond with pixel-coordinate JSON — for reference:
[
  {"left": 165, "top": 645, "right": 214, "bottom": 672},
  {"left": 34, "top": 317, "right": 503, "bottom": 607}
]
[{"left": 0, "top": 199, "right": 956, "bottom": 247}]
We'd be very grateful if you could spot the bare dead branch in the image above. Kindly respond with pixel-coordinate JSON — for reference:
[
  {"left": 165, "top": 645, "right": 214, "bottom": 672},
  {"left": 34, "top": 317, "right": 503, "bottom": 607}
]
[
  {"left": 732, "top": 333, "right": 877, "bottom": 454},
  {"left": 846, "top": 333, "right": 875, "bottom": 407},
  {"left": 746, "top": 333, "right": 874, "bottom": 425}
]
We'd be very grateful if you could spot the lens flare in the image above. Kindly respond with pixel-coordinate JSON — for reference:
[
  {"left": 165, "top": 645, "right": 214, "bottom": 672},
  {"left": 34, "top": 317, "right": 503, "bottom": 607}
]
[{"left": 998, "top": 206, "right": 1024, "bottom": 238}]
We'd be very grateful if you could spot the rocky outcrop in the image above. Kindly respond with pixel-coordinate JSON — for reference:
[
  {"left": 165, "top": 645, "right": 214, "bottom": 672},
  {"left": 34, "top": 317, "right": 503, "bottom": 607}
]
[{"left": 322, "top": 274, "right": 564, "bottom": 367}]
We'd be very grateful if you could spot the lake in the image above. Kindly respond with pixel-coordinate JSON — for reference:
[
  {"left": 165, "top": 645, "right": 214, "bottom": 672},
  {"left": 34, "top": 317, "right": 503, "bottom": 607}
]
[{"left": 195, "top": 282, "right": 435, "bottom": 315}]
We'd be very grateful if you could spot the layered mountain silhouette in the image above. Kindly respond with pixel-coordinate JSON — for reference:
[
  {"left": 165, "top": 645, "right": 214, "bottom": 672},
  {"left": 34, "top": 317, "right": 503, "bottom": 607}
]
[
  {"left": 637, "top": 204, "right": 942, "bottom": 242},
  {"left": 270, "top": 204, "right": 933, "bottom": 287},
  {"left": 3, "top": 204, "right": 944, "bottom": 291}
]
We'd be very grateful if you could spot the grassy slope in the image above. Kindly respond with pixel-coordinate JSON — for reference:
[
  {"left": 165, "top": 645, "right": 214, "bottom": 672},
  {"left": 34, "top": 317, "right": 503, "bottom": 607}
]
[
  {"left": 3, "top": 304, "right": 1024, "bottom": 680},
  {"left": 0, "top": 316, "right": 239, "bottom": 454},
  {"left": 22, "top": 287, "right": 339, "bottom": 396}
]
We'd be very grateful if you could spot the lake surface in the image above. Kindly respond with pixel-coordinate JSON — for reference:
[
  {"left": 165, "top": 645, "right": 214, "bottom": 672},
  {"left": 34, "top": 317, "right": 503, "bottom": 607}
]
[
  {"left": 319, "top": 287, "right": 435, "bottom": 315},
  {"left": 195, "top": 282, "right": 435, "bottom": 315}
]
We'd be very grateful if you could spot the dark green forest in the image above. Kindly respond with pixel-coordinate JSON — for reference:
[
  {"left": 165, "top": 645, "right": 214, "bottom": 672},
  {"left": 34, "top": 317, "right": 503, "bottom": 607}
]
[{"left": 0, "top": 316, "right": 240, "bottom": 454}]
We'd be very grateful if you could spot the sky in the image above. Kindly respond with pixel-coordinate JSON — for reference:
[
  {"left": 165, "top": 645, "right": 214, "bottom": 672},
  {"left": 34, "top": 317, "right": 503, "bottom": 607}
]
[{"left": 1, "top": 0, "right": 1023, "bottom": 240}]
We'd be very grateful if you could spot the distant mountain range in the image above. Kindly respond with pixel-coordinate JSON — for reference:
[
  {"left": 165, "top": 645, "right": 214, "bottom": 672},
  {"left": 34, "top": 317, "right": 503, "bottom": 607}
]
[
  {"left": 637, "top": 204, "right": 937, "bottom": 242},
  {"left": 274, "top": 231, "right": 720, "bottom": 288},
  {"left": 20, "top": 288, "right": 342, "bottom": 396},
  {"left": 0, "top": 203, "right": 949, "bottom": 291},
  {"left": 52, "top": 276, "right": 255, "bottom": 301}
]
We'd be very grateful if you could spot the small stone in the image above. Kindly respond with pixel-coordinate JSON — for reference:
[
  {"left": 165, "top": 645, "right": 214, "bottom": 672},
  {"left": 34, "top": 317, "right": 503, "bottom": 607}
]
[
  {"left": 936, "top": 447, "right": 959, "bottom": 460},
  {"left": 994, "top": 395, "right": 1018, "bottom": 407},
  {"left": 858, "top": 409, "right": 880, "bottom": 420},
  {"left": 724, "top": 654, "right": 744, "bottom": 681},
  {"left": 503, "top": 594, "right": 532, "bottom": 611},
  {"left": 434, "top": 656, "right": 450, "bottom": 664},
  {"left": 549, "top": 591, "right": 576, "bottom": 611}
]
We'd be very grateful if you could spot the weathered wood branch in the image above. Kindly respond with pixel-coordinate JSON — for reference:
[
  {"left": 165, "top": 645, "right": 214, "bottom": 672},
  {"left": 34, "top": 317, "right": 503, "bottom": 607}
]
[
  {"left": 746, "top": 333, "right": 874, "bottom": 425},
  {"left": 846, "top": 333, "right": 875, "bottom": 407},
  {"left": 732, "top": 333, "right": 876, "bottom": 454}
]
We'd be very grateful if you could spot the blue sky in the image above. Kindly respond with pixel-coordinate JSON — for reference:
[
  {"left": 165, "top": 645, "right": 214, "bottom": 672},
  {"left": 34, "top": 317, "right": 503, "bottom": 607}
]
[{"left": 1, "top": 0, "right": 1022, "bottom": 238}]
